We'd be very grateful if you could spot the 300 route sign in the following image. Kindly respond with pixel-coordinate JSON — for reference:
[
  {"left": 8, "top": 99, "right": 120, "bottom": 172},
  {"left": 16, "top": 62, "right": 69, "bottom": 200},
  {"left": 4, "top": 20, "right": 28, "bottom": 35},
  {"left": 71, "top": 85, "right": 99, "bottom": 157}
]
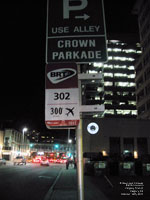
[{"left": 45, "top": 63, "right": 80, "bottom": 128}]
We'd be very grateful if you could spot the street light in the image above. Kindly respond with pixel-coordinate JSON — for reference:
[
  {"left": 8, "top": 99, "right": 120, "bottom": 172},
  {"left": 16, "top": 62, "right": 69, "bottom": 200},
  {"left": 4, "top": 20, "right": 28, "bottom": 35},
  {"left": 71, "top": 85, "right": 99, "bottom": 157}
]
[
  {"left": 68, "top": 139, "right": 72, "bottom": 143},
  {"left": 22, "top": 127, "right": 28, "bottom": 144}
]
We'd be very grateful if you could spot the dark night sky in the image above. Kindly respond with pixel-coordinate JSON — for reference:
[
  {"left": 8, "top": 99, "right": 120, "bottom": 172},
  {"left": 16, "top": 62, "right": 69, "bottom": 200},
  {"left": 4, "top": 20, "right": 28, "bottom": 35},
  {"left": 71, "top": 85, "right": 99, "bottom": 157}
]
[{"left": 0, "top": 0, "right": 139, "bottom": 132}]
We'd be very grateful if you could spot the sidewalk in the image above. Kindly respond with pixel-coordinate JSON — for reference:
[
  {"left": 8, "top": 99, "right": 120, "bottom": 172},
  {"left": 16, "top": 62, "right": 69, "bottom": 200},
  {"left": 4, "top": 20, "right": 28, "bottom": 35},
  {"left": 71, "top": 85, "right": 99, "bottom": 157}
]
[{"left": 49, "top": 167, "right": 109, "bottom": 200}]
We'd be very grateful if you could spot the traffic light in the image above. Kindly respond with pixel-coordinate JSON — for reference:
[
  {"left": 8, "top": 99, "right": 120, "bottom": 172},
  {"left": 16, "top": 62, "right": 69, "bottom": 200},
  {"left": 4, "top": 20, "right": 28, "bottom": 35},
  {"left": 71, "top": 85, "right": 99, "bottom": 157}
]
[{"left": 54, "top": 144, "right": 59, "bottom": 149}]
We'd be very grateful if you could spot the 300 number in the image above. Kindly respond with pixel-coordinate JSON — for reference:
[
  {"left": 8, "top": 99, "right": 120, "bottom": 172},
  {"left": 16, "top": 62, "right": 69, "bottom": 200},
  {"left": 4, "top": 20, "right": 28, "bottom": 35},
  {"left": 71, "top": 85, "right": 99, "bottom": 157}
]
[
  {"left": 50, "top": 107, "right": 63, "bottom": 115},
  {"left": 54, "top": 92, "right": 70, "bottom": 100}
]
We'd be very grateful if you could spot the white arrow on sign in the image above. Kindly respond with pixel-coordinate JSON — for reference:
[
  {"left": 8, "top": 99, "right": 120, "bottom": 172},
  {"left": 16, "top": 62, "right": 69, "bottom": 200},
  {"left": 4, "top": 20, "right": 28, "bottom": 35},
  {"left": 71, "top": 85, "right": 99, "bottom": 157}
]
[{"left": 75, "top": 14, "right": 90, "bottom": 20}]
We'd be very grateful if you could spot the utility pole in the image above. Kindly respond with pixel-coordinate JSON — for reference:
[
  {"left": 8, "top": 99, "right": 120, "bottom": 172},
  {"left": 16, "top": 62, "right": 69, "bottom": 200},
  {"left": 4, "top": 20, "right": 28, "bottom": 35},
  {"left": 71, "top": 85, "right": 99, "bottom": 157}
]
[
  {"left": 76, "top": 65, "right": 84, "bottom": 200},
  {"left": 76, "top": 119, "right": 84, "bottom": 200}
]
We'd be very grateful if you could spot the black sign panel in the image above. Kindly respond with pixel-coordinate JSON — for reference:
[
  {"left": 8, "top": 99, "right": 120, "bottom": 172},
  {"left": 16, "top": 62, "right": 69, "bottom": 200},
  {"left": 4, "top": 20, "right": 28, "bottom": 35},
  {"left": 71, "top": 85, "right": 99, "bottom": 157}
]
[{"left": 46, "top": 0, "right": 107, "bottom": 63}]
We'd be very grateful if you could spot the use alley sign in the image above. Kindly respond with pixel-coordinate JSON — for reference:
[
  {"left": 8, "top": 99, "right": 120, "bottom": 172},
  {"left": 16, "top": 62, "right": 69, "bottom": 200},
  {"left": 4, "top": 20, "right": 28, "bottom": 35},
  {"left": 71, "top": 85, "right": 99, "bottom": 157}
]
[
  {"left": 46, "top": 0, "right": 107, "bottom": 63},
  {"left": 45, "top": 63, "right": 80, "bottom": 128}
]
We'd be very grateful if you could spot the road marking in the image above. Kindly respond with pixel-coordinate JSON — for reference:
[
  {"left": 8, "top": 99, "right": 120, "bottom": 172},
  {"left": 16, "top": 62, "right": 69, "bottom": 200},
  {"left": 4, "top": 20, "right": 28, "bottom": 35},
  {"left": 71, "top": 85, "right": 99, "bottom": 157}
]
[
  {"left": 44, "top": 168, "right": 63, "bottom": 200},
  {"left": 104, "top": 175, "right": 114, "bottom": 188},
  {"left": 38, "top": 176, "right": 53, "bottom": 179}
]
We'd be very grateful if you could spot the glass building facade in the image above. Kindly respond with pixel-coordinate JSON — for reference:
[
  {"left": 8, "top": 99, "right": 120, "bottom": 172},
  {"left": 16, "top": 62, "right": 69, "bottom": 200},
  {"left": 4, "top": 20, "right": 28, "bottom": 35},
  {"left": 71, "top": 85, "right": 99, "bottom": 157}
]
[{"left": 81, "top": 37, "right": 141, "bottom": 118}]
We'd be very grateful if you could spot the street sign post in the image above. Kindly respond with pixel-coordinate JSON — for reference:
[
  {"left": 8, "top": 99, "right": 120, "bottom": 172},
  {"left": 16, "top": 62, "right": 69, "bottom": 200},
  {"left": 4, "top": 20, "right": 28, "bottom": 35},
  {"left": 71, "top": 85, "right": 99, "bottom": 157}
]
[
  {"left": 46, "top": 0, "right": 107, "bottom": 63},
  {"left": 45, "top": 63, "right": 80, "bottom": 128}
]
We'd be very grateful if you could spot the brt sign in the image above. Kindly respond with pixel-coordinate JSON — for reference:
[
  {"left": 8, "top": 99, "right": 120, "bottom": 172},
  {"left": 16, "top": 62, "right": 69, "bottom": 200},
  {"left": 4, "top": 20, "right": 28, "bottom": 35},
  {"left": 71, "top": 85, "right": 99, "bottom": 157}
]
[
  {"left": 46, "top": 0, "right": 107, "bottom": 63},
  {"left": 45, "top": 63, "right": 80, "bottom": 128}
]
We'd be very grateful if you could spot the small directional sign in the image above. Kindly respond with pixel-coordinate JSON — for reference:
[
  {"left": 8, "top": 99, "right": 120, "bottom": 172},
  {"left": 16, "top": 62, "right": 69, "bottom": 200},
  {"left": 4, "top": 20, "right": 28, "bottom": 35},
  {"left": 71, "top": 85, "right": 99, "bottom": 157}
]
[
  {"left": 46, "top": 0, "right": 107, "bottom": 63},
  {"left": 45, "top": 63, "right": 80, "bottom": 128}
]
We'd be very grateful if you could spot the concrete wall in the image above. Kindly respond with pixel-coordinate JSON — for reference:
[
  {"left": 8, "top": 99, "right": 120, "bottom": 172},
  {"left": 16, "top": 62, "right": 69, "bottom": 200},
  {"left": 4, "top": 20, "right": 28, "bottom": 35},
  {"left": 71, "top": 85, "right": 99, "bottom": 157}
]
[{"left": 83, "top": 118, "right": 150, "bottom": 155}]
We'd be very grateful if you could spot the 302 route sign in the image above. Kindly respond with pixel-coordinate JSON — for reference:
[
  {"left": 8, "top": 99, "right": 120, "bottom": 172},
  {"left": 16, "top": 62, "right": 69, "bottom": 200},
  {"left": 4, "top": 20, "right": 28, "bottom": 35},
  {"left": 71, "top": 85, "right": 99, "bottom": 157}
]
[
  {"left": 45, "top": 63, "right": 80, "bottom": 128},
  {"left": 46, "top": 0, "right": 107, "bottom": 63}
]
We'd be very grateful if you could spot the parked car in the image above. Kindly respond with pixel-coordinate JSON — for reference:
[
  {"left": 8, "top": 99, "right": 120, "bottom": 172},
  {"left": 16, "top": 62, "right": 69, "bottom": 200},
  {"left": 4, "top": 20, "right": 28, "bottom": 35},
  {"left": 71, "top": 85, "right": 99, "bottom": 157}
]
[
  {"left": 0, "top": 158, "right": 6, "bottom": 166},
  {"left": 32, "top": 156, "right": 42, "bottom": 163},
  {"left": 40, "top": 158, "right": 49, "bottom": 166},
  {"left": 13, "top": 156, "right": 26, "bottom": 165},
  {"left": 26, "top": 157, "right": 32, "bottom": 163}
]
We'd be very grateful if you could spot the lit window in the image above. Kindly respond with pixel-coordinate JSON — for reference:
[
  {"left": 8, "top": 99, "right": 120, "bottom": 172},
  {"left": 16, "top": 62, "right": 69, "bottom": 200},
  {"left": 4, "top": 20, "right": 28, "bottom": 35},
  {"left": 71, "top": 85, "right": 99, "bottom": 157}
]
[
  {"left": 114, "top": 73, "right": 127, "bottom": 77},
  {"left": 93, "top": 114, "right": 99, "bottom": 118},
  {"left": 104, "top": 82, "right": 113, "bottom": 86},
  {"left": 128, "top": 74, "right": 135, "bottom": 78},
  {"left": 108, "top": 56, "right": 113, "bottom": 60},
  {"left": 113, "top": 48, "right": 122, "bottom": 52},
  {"left": 113, "top": 57, "right": 134, "bottom": 61},
  {"left": 105, "top": 91, "right": 113, "bottom": 95},
  {"left": 114, "top": 65, "right": 126, "bottom": 69},
  {"left": 104, "top": 101, "right": 112, "bottom": 105},
  {"left": 116, "top": 82, "right": 135, "bottom": 87},
  {"left": 116, "top": 110, "right": 131, "bottom": 115},
  {"left": 119, "top": 102, "right": 126, "bottom": 105},
  {"left": 104, "top": 109, "right": 114, "bottom": 114},
  {"left": 116, "top": 82, "right": 128, "bottom": 87},
  {"left": 128, "top": 66, "right": 134, "bottom": 70},
  {"left": 132, "top": 110, "right": 137, "bottom": 115},
  {"left": 97, "top": 87, "right": 103, "bottom": 92},
  {"left": 128, "top": 101, "right": 136, "bottom": 105},
  {"left": 109, "top": 40, "right": 120, "bottom": 44},
  {"left": 129, "top": 83, "right": 135, "bottom": 87},
  {"left": 137, "top": 50, "right": 142, "bottom": 54},
  {"left": 95, "top": 96, "right": 100, "bottom": 100},
  {"left": 107, "top": 48, "right": 112, "bottom": 51},
  {"left": 123, "top": 49, "right": 136, "bottom": 53},
  {"left": 123, "top": 110, "right": 131, "bottom": 115},
  {"left": 128, "top": 58, "right": 134, "bottom": 61},
  {"left": 104, "top": 73, "right": 113, "bottom": 77},
  {"left": 93, "top": 62, "right": 103, "bottom": 67},
  {"left": 104, "top": 64, "right": 113, "bottom": 69},
  {"left": 89, "top": 70, "right": 97, "bottom": 73}
]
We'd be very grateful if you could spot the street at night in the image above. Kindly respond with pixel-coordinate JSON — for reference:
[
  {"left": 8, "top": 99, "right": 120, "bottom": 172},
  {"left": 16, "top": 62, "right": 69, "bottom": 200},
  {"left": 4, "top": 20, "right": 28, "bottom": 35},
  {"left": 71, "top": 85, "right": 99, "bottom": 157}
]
[
  {"left": 0, "top": 162, "right": 150, "bottom": 200},
  {"left": 0, "top": 163, "right": 63, "bottom": 200},
  {"left": 1, "top": 0, "right": 150, "bottom": 199}
]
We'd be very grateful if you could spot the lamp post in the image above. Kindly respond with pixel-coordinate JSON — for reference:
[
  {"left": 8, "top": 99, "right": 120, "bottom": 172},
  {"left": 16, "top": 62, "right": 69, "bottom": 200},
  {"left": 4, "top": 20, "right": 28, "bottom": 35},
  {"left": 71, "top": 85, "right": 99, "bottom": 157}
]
[
  {"left": 68, "top": 139, "right": 72, "bottom": 144},
  {"left": 22, "top": 128, "right": 28, "bottom": 154},
  {"left": 22, "top": 127, "right": 28, "bottom": 143}
]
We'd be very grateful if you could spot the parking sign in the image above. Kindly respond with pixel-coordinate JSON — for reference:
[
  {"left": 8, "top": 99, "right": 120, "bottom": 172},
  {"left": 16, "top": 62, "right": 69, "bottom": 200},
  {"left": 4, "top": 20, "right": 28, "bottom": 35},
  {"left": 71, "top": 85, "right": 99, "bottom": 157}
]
[{"left": 46, "top": 0, "right": 107, "bottom": 63}]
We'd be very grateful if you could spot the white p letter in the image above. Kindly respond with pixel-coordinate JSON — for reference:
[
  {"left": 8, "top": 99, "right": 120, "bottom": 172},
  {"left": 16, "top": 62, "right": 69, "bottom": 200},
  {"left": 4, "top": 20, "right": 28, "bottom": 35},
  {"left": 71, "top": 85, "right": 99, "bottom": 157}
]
[{"left": 63, "top": 0, "right": 88, "bottom": 19}]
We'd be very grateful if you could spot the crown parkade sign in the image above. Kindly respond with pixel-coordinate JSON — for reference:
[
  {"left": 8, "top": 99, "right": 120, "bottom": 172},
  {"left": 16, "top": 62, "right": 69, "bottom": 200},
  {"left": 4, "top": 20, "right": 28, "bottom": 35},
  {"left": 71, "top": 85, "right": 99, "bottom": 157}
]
[{"left": 46, "top": 0, "right": 107, "bottom": 63}]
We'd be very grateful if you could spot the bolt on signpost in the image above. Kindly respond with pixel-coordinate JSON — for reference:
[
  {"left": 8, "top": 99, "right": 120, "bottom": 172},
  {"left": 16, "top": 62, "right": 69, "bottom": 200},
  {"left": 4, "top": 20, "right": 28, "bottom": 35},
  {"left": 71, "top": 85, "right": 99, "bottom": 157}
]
[{"left": 46, "top": 0, "right": 107, "bottom": 199}]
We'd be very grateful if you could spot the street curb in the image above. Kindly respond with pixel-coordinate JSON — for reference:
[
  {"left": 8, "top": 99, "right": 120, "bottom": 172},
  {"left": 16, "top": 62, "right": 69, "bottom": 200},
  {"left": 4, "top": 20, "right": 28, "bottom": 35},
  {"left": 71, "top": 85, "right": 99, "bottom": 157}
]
[{"left": 44, "top": 168, "right": 63, "bottom": 200}]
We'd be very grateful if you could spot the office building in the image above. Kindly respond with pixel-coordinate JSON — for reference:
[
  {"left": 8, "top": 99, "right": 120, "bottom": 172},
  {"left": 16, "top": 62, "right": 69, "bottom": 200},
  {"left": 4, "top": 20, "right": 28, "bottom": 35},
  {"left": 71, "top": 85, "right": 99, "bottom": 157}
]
[
  {"left": 133, "top": 0, "right": 150, "bottom": 119},
  {"left": 81, "top": 36, "right": 141, "bottom": 118}
]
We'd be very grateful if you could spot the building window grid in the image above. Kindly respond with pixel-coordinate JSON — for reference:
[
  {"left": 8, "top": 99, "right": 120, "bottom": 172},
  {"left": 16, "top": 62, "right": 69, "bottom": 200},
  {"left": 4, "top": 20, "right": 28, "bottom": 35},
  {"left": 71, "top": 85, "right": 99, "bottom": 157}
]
[{"left": 89, "top": 40, "right": 140, "bottom": 118}]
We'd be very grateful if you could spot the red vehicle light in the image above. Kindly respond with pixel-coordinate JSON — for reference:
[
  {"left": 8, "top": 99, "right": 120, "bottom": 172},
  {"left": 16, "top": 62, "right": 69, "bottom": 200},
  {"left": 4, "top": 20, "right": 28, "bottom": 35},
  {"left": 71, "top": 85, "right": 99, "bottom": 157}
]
[{"left": 32, "top": 156, "right": 42, "bottom": 163}]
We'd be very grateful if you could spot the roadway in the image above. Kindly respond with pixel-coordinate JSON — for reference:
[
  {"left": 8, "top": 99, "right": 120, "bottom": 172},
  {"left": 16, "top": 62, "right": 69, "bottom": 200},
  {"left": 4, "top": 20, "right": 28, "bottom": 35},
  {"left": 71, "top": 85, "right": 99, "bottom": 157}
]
[
  {"left": 0, "top": 162, "right": 150, "bottom": 200},
  {"left": 0, "top": 163, "right": 63, "bottom": 200}
]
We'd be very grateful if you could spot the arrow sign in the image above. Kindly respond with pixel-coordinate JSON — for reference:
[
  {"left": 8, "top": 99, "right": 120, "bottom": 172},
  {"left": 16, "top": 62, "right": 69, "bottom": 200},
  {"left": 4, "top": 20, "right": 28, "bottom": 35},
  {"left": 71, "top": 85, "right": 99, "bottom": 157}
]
[
  {"left": 75, "top": 14, "right": 90, "bottom": 20},
  {"left": 46, "top": 0, "right": 107, "bottom": 63}
]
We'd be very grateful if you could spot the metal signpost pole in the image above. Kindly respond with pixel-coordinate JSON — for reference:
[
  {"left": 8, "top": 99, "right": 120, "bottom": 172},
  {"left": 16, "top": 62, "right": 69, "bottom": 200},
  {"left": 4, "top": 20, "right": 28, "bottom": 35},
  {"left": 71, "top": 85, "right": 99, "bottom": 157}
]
[
  {"left": 76, "top": 65, "right": 84, "bottom": 200},
  {"left": 76, "top": 119, "right": 84, "bottom": 200}
]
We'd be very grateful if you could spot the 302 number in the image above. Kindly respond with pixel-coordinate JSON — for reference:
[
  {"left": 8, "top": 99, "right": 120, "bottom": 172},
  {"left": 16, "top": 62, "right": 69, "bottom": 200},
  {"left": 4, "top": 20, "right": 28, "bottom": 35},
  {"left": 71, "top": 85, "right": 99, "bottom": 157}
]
[
  {"left": 54, "top": 92, "right": 70, "bottom": 100},
  {"left": 50, "top": 107, "right": 63, "bottom": 115}
]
